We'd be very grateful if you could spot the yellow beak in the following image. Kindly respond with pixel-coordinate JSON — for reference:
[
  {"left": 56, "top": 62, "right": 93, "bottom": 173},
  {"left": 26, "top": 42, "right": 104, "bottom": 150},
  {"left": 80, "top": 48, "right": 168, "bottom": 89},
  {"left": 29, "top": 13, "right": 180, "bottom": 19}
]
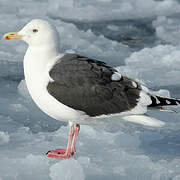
[{"left": 4, "top": 32, "right": 23, "bottom": 40}]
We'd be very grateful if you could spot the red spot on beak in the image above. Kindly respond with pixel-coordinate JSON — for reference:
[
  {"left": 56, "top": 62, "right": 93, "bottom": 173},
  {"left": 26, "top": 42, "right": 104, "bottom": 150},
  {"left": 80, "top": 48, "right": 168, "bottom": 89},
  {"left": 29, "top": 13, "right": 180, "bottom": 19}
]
[{"left": 5, "top": 36, "right": 11, "bottom": 40}]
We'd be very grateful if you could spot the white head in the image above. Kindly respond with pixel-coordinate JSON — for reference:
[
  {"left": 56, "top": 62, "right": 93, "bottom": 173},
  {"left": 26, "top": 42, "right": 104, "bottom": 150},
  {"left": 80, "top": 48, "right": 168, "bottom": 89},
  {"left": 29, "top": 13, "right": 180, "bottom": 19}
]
[{"left": 4, "top": 19, "right": 60, "bottom": 50}]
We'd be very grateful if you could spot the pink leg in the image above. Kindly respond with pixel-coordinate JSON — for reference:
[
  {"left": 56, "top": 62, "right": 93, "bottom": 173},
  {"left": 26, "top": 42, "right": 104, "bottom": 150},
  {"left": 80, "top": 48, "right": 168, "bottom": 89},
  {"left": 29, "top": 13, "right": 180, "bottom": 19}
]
[
  {"left": 47, "top": 124, "right": 80, "bottom": 159},
  {"left": 71, "top": 124, "right": 80, "bottom": 154}
]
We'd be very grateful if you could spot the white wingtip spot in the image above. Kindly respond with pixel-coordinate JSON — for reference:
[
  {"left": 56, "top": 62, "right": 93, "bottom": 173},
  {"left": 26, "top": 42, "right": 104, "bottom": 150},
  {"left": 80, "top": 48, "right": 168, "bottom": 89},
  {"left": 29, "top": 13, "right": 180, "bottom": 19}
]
[
  {"left": 176, "top": 101, "right": 180, "bottom": 105},
  {"left": 166, "top": 100, "right": 171, "bottom": 104},
  {"left": 154, "top": 96, "right": 160, "bottom": 104}
]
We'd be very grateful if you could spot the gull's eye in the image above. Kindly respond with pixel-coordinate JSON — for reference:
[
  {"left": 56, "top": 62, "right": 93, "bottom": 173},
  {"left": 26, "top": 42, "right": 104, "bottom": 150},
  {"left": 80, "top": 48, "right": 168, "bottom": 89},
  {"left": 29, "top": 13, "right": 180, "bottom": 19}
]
[{"left": 33, "top": 29, "right": 38, "bottom": 33}]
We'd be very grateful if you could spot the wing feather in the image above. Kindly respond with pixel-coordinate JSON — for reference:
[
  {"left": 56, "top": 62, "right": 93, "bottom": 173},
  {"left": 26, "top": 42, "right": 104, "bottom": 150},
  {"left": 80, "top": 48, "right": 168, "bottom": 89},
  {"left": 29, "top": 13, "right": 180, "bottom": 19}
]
[{"left": 47, "top": 54, "right": 142, "bottom": 116}]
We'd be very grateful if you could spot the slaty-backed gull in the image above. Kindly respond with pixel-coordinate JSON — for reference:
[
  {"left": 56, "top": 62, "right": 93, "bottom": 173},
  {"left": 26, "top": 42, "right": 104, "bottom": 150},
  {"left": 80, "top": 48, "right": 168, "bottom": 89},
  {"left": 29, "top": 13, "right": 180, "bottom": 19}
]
[{"left": 4, "top": 19, "right": 180, "bottom": 159}]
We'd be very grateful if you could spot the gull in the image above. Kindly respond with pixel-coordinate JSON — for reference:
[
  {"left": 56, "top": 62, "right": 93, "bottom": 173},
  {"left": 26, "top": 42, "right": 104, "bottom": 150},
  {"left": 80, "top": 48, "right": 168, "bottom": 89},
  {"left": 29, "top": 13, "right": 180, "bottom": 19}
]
[{"left": 4, "top": 19, "right": 180, "bottom": 159}]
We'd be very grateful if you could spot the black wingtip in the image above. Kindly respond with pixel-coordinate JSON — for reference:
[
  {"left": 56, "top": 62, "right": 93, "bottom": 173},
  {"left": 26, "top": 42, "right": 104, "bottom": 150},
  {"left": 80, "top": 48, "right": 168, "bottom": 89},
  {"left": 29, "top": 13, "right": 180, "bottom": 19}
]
[{"left": 149, "top": 95, "right": 180, "bottom": 107}]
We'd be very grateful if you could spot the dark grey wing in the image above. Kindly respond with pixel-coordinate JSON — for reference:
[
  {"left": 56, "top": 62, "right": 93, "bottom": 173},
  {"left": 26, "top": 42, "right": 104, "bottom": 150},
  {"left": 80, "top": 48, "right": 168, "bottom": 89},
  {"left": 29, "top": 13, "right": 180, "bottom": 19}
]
[{"left": 47, "top": 54, "right": 142, "bottom": 117}]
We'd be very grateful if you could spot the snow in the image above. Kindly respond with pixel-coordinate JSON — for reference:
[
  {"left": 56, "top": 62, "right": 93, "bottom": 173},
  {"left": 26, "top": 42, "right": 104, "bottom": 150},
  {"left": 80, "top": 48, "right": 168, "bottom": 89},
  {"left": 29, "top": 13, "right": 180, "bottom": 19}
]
[
  {"left": 55, "top": 20, "right": 130, "bottom": 66},
  {"left": 0, "top": 131, "right": 9, "bottom": 145},
  {"left": 117, "top": 45, "right": 180, "bottom": 87},
  {"left": 1, "top": 0, "right": 180, "bottom": 179},
  {"left": 153, "top": 16, "right": 180, "bottom": 45},
  {"left": 47, "top": 0, "right": 180, "bottom": 22},
  {"left": 49, "top": 159, "right": 85, "bottom": 180}
]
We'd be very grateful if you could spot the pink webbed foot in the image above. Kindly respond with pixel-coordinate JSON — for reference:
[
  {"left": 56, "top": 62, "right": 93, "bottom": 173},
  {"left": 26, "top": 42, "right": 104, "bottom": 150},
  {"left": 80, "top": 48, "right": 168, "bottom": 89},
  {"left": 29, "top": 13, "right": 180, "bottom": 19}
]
[
  {"left": 47, "top": 149, "right": 66, "bottom": 155},
  {"left": 46, "top": 124, "right": 80, "bottom": 159},
  {"left": 46, "top": 149, "right": 73, "bottom": 159}
]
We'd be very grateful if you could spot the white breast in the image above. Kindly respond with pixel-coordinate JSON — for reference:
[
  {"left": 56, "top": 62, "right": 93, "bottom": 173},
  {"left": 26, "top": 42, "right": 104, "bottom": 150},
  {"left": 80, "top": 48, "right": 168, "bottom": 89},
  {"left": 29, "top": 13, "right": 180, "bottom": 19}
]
[{"left": 23, "top": 48, "right": 87, "bottom": 123}]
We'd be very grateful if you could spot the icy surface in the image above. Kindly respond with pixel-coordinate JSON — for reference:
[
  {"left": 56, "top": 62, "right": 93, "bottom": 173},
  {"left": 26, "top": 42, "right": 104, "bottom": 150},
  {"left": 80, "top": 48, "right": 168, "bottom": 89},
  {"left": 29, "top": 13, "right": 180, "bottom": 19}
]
[
  {"left": 117, "top": 45, "right": 180, "bottom": 87},
  {"left": 153, "top": 16, "right": 180, "bottom": 45},
  {"left": 49, "top": 159, "right": 85, "bottom": 180},
  {"left": 1, "top": 0, "right": 180, "bottom": 180},
  {"left": 47, "top": 0, "right": 180, "bottom": 21}
]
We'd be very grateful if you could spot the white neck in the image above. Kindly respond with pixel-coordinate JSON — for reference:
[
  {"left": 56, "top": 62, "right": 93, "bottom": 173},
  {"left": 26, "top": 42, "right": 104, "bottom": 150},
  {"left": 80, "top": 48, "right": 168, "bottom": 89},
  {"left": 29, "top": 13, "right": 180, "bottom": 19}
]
[
  {"left": 24, "top": 45, "right": 61, "bottom": 77},
  {"left": 25, "top": 45, "right": 59, "bottom": 67},
  {"left": 23, "top": 45, "right": 83, "bottom": 122},
  {"left": 23, "top": 45, "right": 62, "bottom": 93}
]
